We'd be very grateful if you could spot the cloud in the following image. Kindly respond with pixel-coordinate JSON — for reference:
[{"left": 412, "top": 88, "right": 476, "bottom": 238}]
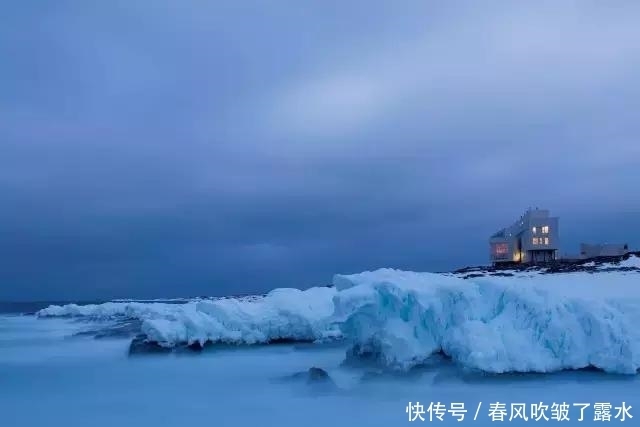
[
  {"left": 262, "top": 1, "right": 640, "bottom": 142},
  {"left": 1, "top": 1, "right": 640, "bottom": 300}
]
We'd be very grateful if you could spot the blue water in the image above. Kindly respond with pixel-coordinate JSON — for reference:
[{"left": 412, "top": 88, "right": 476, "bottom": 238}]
[
  {"left": 1, "top": 314, "right": 638, "bottom": 427},
  {"left": 0, "top": 301, "right": 91, "bottom": 314},
  {"left": 0, "top": 300, "right": 191, "bottom": 314}
]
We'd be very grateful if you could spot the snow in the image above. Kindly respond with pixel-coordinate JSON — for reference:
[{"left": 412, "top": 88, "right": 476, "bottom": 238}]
[
  {"left": 142, "top": 287, "right": 340, "bottom": 347},
  {"left": 619, "top": 255, "right": 640, "bottom": 269},
  {"left": 588, "top": 254, "right": 640, "bottom": 270},
  {"left": 333, "top": 266, "right": 640, "bottom": 374},
  {"left": 37, "top": 287, "right": 339, "bottom": 347},
  {"left": 35, "top": 258, "right": 640, "bottom": 373},
  {"left": 37, "top": 301, "right": 185, "bottom": 320}
]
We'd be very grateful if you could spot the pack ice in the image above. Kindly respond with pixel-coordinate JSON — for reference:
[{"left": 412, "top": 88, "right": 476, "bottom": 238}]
[
  {"left": 38, "top": 287, "right": 339, "bottom": 347},
  {"left": 37, "top": 256, "right": 640, "bottom": 374},
  {"left": 333, "top": 263, "right": 640, "bottom": 374}
]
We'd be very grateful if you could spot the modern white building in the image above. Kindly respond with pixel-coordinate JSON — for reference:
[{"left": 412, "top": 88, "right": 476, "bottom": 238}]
[{"left": 490, "top": 208, "right": 560, "bottom": 264}]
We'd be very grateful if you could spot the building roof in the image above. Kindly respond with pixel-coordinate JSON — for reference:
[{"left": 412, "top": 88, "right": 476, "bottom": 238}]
[{"left": 491, "top": 229, "right": 506, "bottom": 239}]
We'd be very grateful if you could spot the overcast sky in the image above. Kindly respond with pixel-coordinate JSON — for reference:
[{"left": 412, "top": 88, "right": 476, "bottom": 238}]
[{"left": 2, "top": 1, "right": 640, "bottom": 301}]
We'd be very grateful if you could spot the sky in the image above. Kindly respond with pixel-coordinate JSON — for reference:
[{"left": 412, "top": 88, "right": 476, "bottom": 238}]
[{"left": 2, "top": 1, "right": 640, "bottom": 301}]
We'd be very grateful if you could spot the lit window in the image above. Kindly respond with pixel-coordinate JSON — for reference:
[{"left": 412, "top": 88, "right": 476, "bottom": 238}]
[
  {"left": 532, "top": 237, "right": 539, "bottom": 245},
  {"left": 544, "top": 237, "right": 549, "bottom": 245},
  {"left": 492, "top": 243, "right": 509, "bottom": 259},
  {"left": 532, "top": 227, "right": 537, "bottom": 234},
  {"left": 542, "top": 226, "right": 549, "bottom": 234}
]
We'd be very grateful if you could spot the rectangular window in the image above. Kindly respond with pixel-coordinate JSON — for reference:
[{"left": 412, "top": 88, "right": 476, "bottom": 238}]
[
  {"left": 492, "top": 243, "right": 509, "bottom": 259},
  {"left": 532, "top": 227, "right": 537, "bottom": 234},
  {"left": 544, "top": 237, "right": 549, "bottom": 245},
  {"left": 542, "top": 226, "right": 549, "bottom": 234},
  {"left": 532, "top": 237, "right": 539, "bottom": 245},
  {"left": 493, "top": 243, "right": 508, "bottom": 255}
]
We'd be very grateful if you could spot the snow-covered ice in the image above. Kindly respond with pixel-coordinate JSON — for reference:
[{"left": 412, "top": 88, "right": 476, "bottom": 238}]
[
  {"left": 5, "top": 258, "right": 640, "bottom": 427},
  {"left": 37, "top": 301, "right": 186, "bottom": 320},
  {"left": 35, "top": 256, "right": 640, "bottom": 374},
  {"left": 333, "top": 261, "right": 640, "bottom": 374},
  {"left": 38, "top": 287, "right": 339, "bottom": 347},
  {"left": 142, "top": 286, "right": 340, "bottom": 347},
  {"left": 618, "top": 256, "right": 640, "bottom": 269}
]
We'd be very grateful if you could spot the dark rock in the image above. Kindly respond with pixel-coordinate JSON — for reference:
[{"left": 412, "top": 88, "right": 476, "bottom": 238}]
[
  {"left": 575, "top": 365, "right": 604, "bottom": 373},
  {"left": 462, "top": 273, "right": 485, "bottom": 279},
  {"left": 187, "top": 341, "right": 204, "bottom": 352},
  {"left": 307, "top": 367, "right": 331, "bottom": 383},
  {"left": 283, "top": 367, "right": 338, "bottom": 392},
  {"left": 128, "top": 335, "right": 171, "bottom": 356},
  {"left": 305, "top": 367, "right": 338, "bottom": 392},
  {"left": 130, "top": 335, "right": 322, "bottom": 356},
  {"left": 268, "top": 337, "right": 314, "bottom": 345},
  {"left": 455, "top": 251, "right": 640, "bottom": 278},
  {"left": 453, "top": 266, "right": 489, "bottom": 274}
]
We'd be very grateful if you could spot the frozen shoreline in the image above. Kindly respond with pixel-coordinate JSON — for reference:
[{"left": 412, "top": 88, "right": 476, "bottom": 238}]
[{"left": 35, "top": 256, "right": 640, "bottom": 374}]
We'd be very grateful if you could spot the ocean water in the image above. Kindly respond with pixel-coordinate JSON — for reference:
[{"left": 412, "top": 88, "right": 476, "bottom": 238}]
[
  {"left": 0, "top": 301, "right": 90, "bottom": 315},
  {"left": 1, "top": 313, "right": 638, "bottom": 427}
]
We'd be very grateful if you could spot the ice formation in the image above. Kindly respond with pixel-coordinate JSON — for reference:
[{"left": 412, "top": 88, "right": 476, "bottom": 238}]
[
  {"left": 333, "top": 260, "right": 640, "bottom": 374},
  {"left": 37, "top": 256, "right": 640, "bottom": 373},
  {"left": 37, "top": 301, "right": 185, "bottom": 320},
  {"left": 37, "top": 287, "right": 339, "bottom": 347},
  {"left": 142, "top": 287, "right": 340, "bottom": 347},
  {"left": 617, "top": 255, "right": 640, "bottom": 269}
]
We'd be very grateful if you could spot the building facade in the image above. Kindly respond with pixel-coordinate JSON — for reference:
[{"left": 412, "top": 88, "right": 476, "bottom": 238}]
[{"left": 489, "top": 208, "right": 560, "bottom": 265}]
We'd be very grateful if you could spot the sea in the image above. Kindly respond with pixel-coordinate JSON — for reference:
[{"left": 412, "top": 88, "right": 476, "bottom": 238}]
[{"left": 1, "top": 301, "right": 638, "bottom": 427}]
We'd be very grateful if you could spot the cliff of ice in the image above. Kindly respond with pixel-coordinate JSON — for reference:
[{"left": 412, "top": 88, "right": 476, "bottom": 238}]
[
  {"left": 37, "top": 287, "right": 339, "bottom": 347},
  {"left": 332, "top": 261, "right": 640, "bottom": 374},
  {"left": 35, "top": 256, "right": 640, "bottom": 374}
]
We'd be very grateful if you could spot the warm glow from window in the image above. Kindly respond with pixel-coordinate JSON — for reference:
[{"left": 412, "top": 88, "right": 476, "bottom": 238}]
[
  {"left": 533, "top": 237, "right": 539, "bottom": 245},
  {"left": 542, "top": 226, "right": 549, "bottom": 234},
  {"left": 493, "top": 243, "right": 508, "bottom": 255},
  {"left": 544, "top": 237, "right": 549, "bottom": 245},
  {"left": 532, "top": 227, "right": 537, "bottom": 234}
]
